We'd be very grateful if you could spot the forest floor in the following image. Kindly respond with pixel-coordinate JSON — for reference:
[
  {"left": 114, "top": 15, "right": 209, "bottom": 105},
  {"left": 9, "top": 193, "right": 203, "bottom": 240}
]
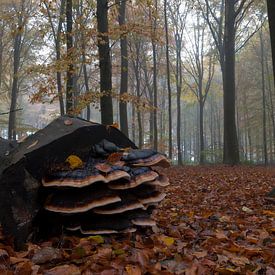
[{"left": 0, "top": 165, "right": 274, "bottom": 274}]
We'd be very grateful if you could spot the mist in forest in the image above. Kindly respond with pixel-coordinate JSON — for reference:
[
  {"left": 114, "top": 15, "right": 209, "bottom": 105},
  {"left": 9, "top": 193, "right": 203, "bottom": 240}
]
[{"left": 0, "top": 0, "right": 273, "bottom": 165}]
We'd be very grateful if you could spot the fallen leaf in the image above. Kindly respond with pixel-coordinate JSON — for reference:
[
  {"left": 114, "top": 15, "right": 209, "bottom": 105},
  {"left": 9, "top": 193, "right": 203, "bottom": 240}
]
[
  {"left": 113, "top": 249, "right": 125, "bottom": 256},
  {"left": 31, "top": 247, "right": 62, "bottom": 265},
  {"left": 44, "top": 264, "right": 80, "bottom": 275},
  {"left": 88, "top": 235, "right": 104, "bottom": 244},
  {"left": 65, "top": 155, "right": 83, "bottom": 169},
  {"left": 160, "top": 236, "right": 175, "bottom": 246},
  {"left": 193, "top": 251, "right": 207, "bottom": 258},
  {"left": 242, "top": 206, "right": 253, "bottom": 213},
  {"left": 125, "top": 265, "right": 142, "bottom": 275},
  {"left": 263, "top": 210, "right": 275, "bottom": 217}
]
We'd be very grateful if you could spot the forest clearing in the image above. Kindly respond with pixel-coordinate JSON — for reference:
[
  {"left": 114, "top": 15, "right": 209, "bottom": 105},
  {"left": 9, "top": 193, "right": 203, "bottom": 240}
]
[{"left": 0, "top": 165, "right": 274, "bottom": 274}]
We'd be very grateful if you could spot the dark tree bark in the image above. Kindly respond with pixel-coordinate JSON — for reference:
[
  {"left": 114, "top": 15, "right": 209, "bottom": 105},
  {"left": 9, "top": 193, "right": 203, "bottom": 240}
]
[
  {"left": 96, "top": 0, "right": 113, "bottom": 125},
  {"left": 8, "top": 13, "right": 23, "bottom": 140},
  {"left": 266, "top": 55, "right": 275, "bottom": 159},
  {"left": 142, "top": 56, "right": 154, "bottom": 146},
  {"left": 164, "top": 0, "right": 172, "bottom": 159},
  {"left": 223, "top": 0, "right": 239, "bottom": 164},
  {"left": 116, "top": 0, "right": 129, "bottom": 137},
  {"left": 132, "top": 41, "right": 143, "bottom": 148},
  {"left": 267, "top": 0, "right": 275, "bottom": 85},
  {"left": 260, "top": 27, "right": 268, "bottom": 165},
  {"left": 0, "top": 20, "right": 3, "bottom": 91},
  {"left": 66, "top": 0, "right": 74, "bottom": 114}
]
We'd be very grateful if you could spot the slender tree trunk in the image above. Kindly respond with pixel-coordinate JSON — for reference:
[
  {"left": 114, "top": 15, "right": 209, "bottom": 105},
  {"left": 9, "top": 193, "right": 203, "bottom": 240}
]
[
  {"left": 260, "top": 28, "right": 268, "bottom": 165},
  {"left": 265, "top": 45, "right": 275, "bottom": 161},
  {"left": 45, "top": 0, "right": 65, "bottom": 115},
  {"left": 164, "top": 0, "right": 172, "bottom": 159},
  {"left": 8, "top": 15, "right": 22, "bottom": 140},
  {"left": 199, "top": 100, "right": 205, "bottom": 164},
  {"left": 142, "top": 58, "right": 153, "bottom": 145},
  {"left": 133, "top": 43, "right": 143, "bottom": 148},
  {"left": 82, "top": 42, "right": 91, "bottom": 120},
  {"left": 116, "top": 0, "right": 129, "bottom": 136},
  {"left": 176, "top": 43, "right": 182, "bottom": 165},
  {"left": 66, "top": 0, "right": 74, "bottom": 114},
  {"left": 267, "top": 0, "right": 275, "bottom": 86},
  {"left": 0, "top": 20, "right": 3, "bottom": 90},
  {"left": 152, "top": 1, "right": 158, "bottom": 151},
  {"left": 223, "top": 0, "right": 239, "bottom": 164},
  {"left": 96, "top": 0, "right": 113, "bottom": 125},
  {"left": 55, "top": 0, "right": 65, "bottom": 115},
  {"left": 131, "top": 102, "right": 136, "bottom": 144}
]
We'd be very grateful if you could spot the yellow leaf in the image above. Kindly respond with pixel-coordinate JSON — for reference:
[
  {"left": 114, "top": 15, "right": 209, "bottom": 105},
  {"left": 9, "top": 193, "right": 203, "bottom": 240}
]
[
  {"left": 66, "top": 155, "right": 83, "bottom": 169},
  {"left": 88, "top": 235, "right": 104, "bottom": 244},
  {"left": 113, "top": 249, "right": 125, "bottom": 255},
  {"left": 161, "top": 236, "right": 175, "bottom": 246}
]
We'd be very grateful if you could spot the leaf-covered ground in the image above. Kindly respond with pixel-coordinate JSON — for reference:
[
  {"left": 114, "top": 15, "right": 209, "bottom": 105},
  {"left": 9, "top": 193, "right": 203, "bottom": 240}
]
[{"left": 0, "top": 165, "right": 274, "bottom": 274}]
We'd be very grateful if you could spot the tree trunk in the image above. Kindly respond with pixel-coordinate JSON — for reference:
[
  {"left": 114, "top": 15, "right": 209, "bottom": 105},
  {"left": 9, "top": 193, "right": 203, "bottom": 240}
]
[
  {"left": 260, "top": 28, "right": 268, "bottom": 165},
  {"left": 55, "top": 0, "right": 65, "bottom": 116},
  {"left": 199, "top": 100, "right": 205, "bottom": 164},
  {"left": 176, "top": 38, "right": 182, "bottom": 165},
  {"left": 0, "top": 20, "right": 3, "bottom": 90},
  {"left": 223, "top": 0, "right": 239, "bottom": 164},
  {"left": 131, "top": 102, "right": 136, "bottom": 144},
  {"left": 152, "top": 1, "right": 158, "bottom": 151},
  {"left": 142, "top": 58, "right": 153, "bottom": 146},
  {"left": 164, "top": 0, "right": 172, "bottom": 159},
  {"left": 266, "top": 56, "right": 275, "bottom": 160},
  {"left": 66, "top": 0, "right": 74, "bottom": 114},
  {"left": 96, "top": 0, "right": 113, "bottom": 125},
  {"left": 82, "top": 44, "right": 91, "bottom": 121},
  {"left": 133, "top": 42, "right": 143, "bottom": 148},
  {"left": 267, "top": 0, "right": 275, "bottom": 86},
  {"left": 117, "top": 0, "right": 129, "bottom": 137},
  {"left": 8, "top": 15, "right": 22, "bottom": 140}
]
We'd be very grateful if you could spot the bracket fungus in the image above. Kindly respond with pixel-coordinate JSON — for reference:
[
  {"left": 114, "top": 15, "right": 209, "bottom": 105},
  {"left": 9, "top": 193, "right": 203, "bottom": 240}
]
[{"left": 0, "top": 116, "right": 170, "bottom": 249}]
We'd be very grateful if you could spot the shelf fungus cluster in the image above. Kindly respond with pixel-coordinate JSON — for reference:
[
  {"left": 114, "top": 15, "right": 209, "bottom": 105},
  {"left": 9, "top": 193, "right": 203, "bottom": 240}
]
[
  {"left": 42, "top": 141, "right": 170, "bottom": 235},
  {"left": 0, "top": 116, "right": 170, "bottom": 248}
]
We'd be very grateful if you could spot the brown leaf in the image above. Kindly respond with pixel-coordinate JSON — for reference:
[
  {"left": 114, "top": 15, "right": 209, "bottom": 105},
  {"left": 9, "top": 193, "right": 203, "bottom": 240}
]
[
  {"left": 193, "top": 251, "right": 207, "bottom": 259},
  {"left": 44, "top": 264, "right": 80, "bottom": 275},
  {"left": 125, "top": 265, "right": 142, "bottom": 275},
  {"left": 14, "top": 261, "right": 33, "bottom": 275},
  {"left": 31, "top": 247, "right": 62, "bottom": 264}
]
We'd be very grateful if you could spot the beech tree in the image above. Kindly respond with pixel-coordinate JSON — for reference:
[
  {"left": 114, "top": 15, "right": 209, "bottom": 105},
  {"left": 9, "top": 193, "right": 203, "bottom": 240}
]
[
  {"left": 267, "top": 0, "right": 275, "bottom": 84},
  {"left": 43, "top": 0, "right": 65, "bottom": 116},
  {"left": 197, "top": 0, "right": 260, "bottom": 164},
  {"left": 164, "top": 0, "right": 172, "bottom": 159},
  {"left": 96, "top": 0, "right": 113, "bottom": 125},
  {"left": 183, "top": 12, "right": 215, "bottom": 164},
  {"left": 116, "top": 0, "right": 129, "bottom": 137}
]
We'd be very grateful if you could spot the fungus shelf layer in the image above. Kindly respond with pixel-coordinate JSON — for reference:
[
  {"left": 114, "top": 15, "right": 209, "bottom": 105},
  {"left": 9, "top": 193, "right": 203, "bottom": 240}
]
[{"left": 42, "top": 142, "right": 170, "bottom": 234}]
